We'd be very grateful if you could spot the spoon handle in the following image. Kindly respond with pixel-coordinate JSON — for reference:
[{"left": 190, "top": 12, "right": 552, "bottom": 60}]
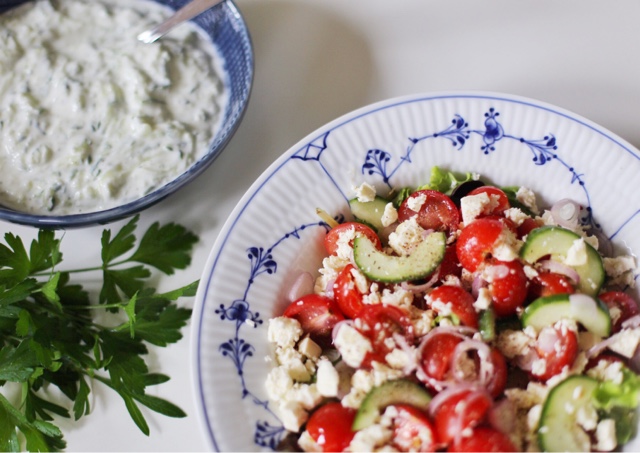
[{"left": 137, "top": 0, "right": 225, "bottom": 44}]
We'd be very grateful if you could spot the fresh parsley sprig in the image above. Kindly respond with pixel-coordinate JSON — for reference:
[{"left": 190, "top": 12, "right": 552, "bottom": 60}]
[{"left": 0, "top": 215, "right": 199, "bottom": 451}]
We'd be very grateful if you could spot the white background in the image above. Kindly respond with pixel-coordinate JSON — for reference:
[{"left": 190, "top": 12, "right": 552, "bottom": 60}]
[{"left": 2, "top": 0, "right": 639, "bottom": 451}]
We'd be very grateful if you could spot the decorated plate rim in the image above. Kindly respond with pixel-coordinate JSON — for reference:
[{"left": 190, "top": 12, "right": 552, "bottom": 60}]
[{"left": 191, "top": 90, "right": 640, "bottom": 451}]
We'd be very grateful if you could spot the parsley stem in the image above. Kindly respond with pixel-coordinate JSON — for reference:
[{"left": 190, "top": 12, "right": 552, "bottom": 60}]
[
  {"left": 33, "top": 259, "right": 135, "bottom": 276},
  {"left": 64, "top": 302, "right": 126, "bottom": 310}
]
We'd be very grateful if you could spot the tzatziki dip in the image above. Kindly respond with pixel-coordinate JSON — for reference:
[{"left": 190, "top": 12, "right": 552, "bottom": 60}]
[{"left": 0, "top": 0, "right": 227, "bottom": 215}]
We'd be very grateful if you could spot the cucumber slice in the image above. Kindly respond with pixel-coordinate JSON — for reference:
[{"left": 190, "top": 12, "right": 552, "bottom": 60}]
[
  {"left": 353, "top": 379, "right": 432, "bottom": 431},
  {"left": 521, "top": 293, "right": 611, "bottom": 337},
  {"left": 349, "top": 196, "right": 390, "bottom": 231},
  {"left": 353, "top": 232, "right": 446, "bottom": 283},
  {"left": 479, "top": 308, "right": 496, "bottom": 341},
  {"left": 538, "top": 375, "right": 599, "bottom": 452},
  {"left": 520, "top": 226, "right": 605, "bottom": 296}
]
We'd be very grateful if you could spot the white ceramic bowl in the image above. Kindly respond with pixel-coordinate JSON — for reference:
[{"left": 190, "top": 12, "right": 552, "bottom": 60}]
[
  {"left": 0, "top": 0, "right": 253, "bottom": 228},
  {"left": 192, "top": 92, "right": 640, "bottom": 451}
]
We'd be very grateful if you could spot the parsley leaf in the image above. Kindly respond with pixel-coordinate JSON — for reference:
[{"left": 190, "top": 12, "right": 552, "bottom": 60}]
[
  {"left": 129, "top": 221, "right": 199, "bottom": 274},
  {"left": 0, "top": 215, "right": 199, "bottom": 451}
]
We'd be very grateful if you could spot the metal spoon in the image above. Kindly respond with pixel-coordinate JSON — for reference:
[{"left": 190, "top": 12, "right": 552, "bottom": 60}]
[{"left": 137, "top": 0, "right": 225, "bottom": 44}]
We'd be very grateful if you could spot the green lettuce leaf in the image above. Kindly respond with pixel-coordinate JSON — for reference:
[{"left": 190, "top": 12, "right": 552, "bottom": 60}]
[
  {"left": 418, "top": 166, "right": 476, "bottom": 194},
  {"left": 593, "top": 367, "right": 640, "bottom": 410}
]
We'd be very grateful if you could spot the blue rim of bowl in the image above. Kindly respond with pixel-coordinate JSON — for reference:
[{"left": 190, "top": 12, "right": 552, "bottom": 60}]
[{"left": 0, "top": 0, "right": 254, "bottom": 229}]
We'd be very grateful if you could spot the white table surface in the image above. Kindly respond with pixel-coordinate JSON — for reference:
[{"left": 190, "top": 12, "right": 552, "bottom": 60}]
[{"left": 3, "top": 0, "right": 639, "bottom": 451}]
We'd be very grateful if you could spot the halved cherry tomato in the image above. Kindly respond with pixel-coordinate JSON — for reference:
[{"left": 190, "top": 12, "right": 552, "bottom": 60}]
[
  {"left": 487, "top": 260, "right": 528, "bottom": 317},
  {"left": 398, "top": 190, "right": 461, "bottom": 235},
  {"left": 283, "top": 294, "right": 344, "bottom": 347},
  {"left": 354, "top": 304, "right": 414, "bottom": 368},
  {"left": 324, "top": 222, "right": 381, "bottom": 256},
  {"left": 391, "top": 404, "right": 438, "bottom": 452},
  {"left": 418, "top": 332, "right": 463, "bottom": 383},
  {"left": 419, "top": 332, "right": 507, "bottom": 397},
  {"left": 600, "top": 291, "right": 640, "bottom": 333},
  {"left": 306, "top": 402, "right": 356, "bottom": 452},
  {"left": 466, "top": 186, "right": 510, "bottom": 217},
  {"left": 528, "top": 272, "right": 575, "bottom": 300},
  {"left": 334, "top": 264, "right": 366, "bottom": 319},
  {"left": 428, "top": 285, "right": 478, "bottom": 329},
  {"left": 456, "top": 218, "right": 505, "bottom": 272},
  {"left": 532, "top": 325, "right": 578, "bottom": 381},
  {"left": 448, "top": 426, "right": 517, "bottom": 452},
  {"left": 433, "top": 389, "right": 492, "bottom": 446}
]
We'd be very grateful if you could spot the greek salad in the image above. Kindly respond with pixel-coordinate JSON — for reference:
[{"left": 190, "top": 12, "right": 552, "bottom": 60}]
[{"left": 265, "top": 167, "right": 640, "bottom": 452}]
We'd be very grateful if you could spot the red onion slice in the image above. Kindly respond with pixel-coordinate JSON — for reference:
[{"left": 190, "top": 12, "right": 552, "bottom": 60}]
[
  {"left": 537, "top": 259, "right": 580, "bottom": 284},
  {"left": 415, "top": 326, "right": 477, "bottom": 389},
  {"left": 591, "top": 227, "right": 613, "bottom": 257},
  {"left": 421, "top": 228, "right": 435, "bottom": 239},
  {"left": 471, "top": 273, "right": 488, "bottom": 298},
  {"left": 536, "top": 327, "right": 560, "bottom": 354},
  {"left": 331, "top": 319, "right": 355, "bottom": 343},
  {"left": 324, "top": 278, "right": 336, "bottom": 299},
  {"left": 288, "top": 272, "right": 315, "bottom": 302},
  {"left": 515, "top": 346, "right": 539, "bottom": 371},
  {"left": 453, "top": 391, "right": 493, "bottom": 444},
  {"left": 450, "top": 339, "right": 495, "bottom": 386},
  {"left": 629, "top": 343, "right": 640, "bottom": 373},
  {"left": 417, "top": 330, "right": 494, "bottom": 389},
  {"left": 483, "top": 264, "right": 510, "bottom": 281},
  {"left": 391, "top": 332, "right": 418, "bottom": 375},
  {"left": 427, "top": 383, "right": 486, "bottom": 418},
  {"left": 585, "top": 332, "right": 623, "bottom": 359},
  {"left": 550, "top": 199, "right": 581, "bottom": 229},
  {"left": 622, "top": 314, "right": 640, "bottom": 329},
  {"left": 401, "top": 271, "right": 439, "bottom": 293}
]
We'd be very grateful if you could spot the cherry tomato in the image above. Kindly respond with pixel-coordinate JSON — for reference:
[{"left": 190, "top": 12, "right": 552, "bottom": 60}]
[
  {"left": 283, "top": 294, "right": 344, "bottom": 347},
  {"left": 418, "top": 332, "right": 463, "bottom": 383},
  {"left": 354, "top": 304, "right": 414, "bottom": 368},
  {"left": 528, "top": 272, "right": 575, "bottom": 300},
  {"left": 586, "top": 352, "right": 626, "bottom": 371},
  {"left": 306, "top": 402, "right": 356, "bottom": 452},
  {"left": 391, "top": 404, "right": 438, "bottom": 452},
  {"left": 448, "top": 426, "right": 517, "bottom": 452},
  {"left": 466, "top": 186, "right": 510, "bottom": 217},
  {"left": 433, "top": 389, "right": 492, "bottom": 446},
  {"left": 398, "top": 190, "right": 461, "bottom": 235},
  {"left": 334, "top": 264, "right": 366, "bottom": 319},
  {"left": 419, "top": 331, "right": 507, "bottom": 397},
  {"left": 517, "top": 217, "right": 542, "bottom": 239},
  {"left": 483, "top": 214, "right": 517, "bottom": 233},
  {"left": 433, "top": 244, "right": 462, "bottom": 280},
  {"left": 486, "top": 348, "right": 508, "bottom": 398},
  {"left": 324, "top": 222, "right": 381, "bottom": 256},
  {"left": 532, "top": 325, "right": 578, "bottom": 381},
  {"left": 600, "top": 291, "right": 640, "bottom": 333},
  {"left": 488, "top": 260, "right": 528, "bottom": 317},
  {"left": 456, "top": 218, "right": 505, "bottom": 272},
  {"left": 428, "top": 285, "right": 478, "bottom": 329}
]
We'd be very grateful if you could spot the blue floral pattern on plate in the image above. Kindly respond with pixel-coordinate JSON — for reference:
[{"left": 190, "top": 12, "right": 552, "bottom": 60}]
[{"left": 193, "top": 92, "right": 640, "bottom": 452}]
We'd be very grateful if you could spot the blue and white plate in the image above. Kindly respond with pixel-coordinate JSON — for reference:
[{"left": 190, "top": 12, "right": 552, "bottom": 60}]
[{"left": 191, "top": 92, "right": 640, "bottom": 451}]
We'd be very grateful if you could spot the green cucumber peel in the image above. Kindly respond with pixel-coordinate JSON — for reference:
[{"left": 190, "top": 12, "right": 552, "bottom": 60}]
[
  {"left": 353, "top": 379, "right": 432, "bottom": 431},
  {"left": 353, "top": 232, "right": 446, "bottom": 284},
  {"left": 521, "top": 293, "right": 611, "bottom": 337}
]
